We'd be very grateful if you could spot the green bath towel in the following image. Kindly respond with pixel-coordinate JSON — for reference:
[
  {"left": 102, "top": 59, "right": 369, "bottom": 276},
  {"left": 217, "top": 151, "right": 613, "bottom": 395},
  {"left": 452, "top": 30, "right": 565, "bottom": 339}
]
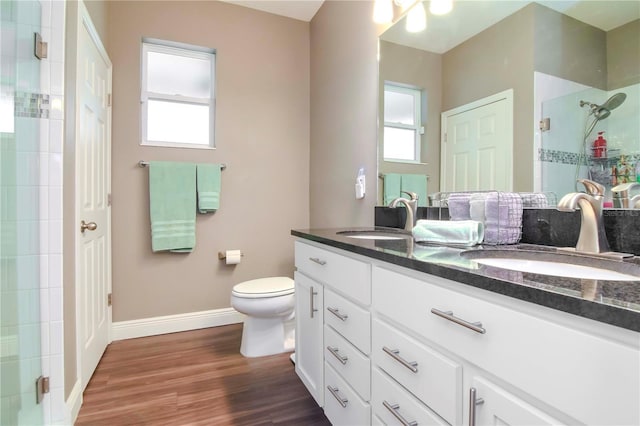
[
  {"left": 197, "top": 164, "right": 222, "bottom": 213},
  {"left": 401, "top": 174, "right": 428, "bottom": 207},
  {"left": 383, "top": 173, "right": 402, "bottom": 205},
  {"left": 149, "top": 161, "right": 197, "bottom": 253}
]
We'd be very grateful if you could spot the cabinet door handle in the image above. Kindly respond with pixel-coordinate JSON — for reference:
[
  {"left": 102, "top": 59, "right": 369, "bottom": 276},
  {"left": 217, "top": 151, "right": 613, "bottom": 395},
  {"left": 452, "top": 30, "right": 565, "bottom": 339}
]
[
  {"left": 468, "top": 387, "right": 485, "bottom": 426},
  {"left": 327, "top": 346, "right": 348, "bottom": 365},
  {"left": 431, "top": 308, "right": 486, "bottom": 334},
  {"left": 327, "top": 386, "right": 348, "bottom": 408},
  {"left": 383, "top": 401, "right": 418, "bottom": 426},
  {"left": 382, "top": 346, "right": 418, "bottom": 373},
  {"left": 309, "top": 257, "right": 326, "bottom": 266},
  {"left": 327, "top": 306, "right": 348, "bottom": 321},
  {"left": 310, "top": 286, "right": 318, "bottom": 318}
]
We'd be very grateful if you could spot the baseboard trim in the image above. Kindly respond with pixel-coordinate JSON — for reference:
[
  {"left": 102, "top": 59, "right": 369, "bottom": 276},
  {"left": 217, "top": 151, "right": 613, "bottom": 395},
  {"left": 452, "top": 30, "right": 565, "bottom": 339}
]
[
  {"left": 65, "top": 379, "right": 83, "bottom": 426},
  {"left": 111, "top": 307, "right": 244, "bottom": 341}
]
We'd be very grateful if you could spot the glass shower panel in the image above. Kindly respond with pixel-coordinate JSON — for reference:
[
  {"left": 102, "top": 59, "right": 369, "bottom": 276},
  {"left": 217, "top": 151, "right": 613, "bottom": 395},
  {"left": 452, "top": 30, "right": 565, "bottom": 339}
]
[{"left": 1, "top": 0, "right": 44, "bottom": 424}]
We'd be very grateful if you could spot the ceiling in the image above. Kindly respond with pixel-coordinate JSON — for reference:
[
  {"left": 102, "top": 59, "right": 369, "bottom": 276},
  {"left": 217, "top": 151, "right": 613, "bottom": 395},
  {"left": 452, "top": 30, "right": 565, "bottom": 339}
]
[
  {"left": 218, "top": 0, "right": 325, "bottom": 21},
  {"left": 382, "top": 0, "right": 640, "bottom": 54}
]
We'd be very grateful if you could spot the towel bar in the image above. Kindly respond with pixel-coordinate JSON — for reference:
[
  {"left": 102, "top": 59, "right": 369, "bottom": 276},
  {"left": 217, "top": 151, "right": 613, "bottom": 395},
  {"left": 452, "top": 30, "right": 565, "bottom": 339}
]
[{"left": 138, "top": 160, "right": 226, "bottom": 170}]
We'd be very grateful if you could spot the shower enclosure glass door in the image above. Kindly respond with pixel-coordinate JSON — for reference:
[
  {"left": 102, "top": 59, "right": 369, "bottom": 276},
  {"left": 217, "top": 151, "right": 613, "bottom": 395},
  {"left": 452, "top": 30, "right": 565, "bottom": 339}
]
[{"left": 1, "top": 1, "right": 44, "bottom": 424}]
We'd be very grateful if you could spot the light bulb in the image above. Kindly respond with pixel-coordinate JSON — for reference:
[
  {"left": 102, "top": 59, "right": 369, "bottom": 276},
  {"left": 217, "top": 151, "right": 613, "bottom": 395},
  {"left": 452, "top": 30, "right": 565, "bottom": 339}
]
[
  {"left": 373, "top": 0, "right": 393, "bottom": 24},
  {"left": 406, "top": 2, "right": 426, "bottom": 33},
  {"left": 430, "top": 0, "right": 453, "bottom": 15}
]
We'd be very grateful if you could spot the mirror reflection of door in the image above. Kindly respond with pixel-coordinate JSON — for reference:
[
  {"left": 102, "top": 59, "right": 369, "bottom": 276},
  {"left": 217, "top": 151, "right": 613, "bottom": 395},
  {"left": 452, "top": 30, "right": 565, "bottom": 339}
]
[{"left": 441, "top": 90, "right": 513, "bottom": 192}]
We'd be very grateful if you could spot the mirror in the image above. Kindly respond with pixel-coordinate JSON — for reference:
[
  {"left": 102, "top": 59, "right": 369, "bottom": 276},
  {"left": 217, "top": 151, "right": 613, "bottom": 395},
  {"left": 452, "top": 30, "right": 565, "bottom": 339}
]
[{"left": 377, "top": 0, "right": 640, "bottom": 206}]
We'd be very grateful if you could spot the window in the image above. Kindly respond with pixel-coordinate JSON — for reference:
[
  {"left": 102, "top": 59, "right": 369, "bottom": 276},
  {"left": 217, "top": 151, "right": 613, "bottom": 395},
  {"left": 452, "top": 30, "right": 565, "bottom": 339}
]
[
  {"left": 383, "top": 83, "right": 423, "bottom": 162},
  {"left": 141, "top": 39, "right": 216, "bottom": 148}
]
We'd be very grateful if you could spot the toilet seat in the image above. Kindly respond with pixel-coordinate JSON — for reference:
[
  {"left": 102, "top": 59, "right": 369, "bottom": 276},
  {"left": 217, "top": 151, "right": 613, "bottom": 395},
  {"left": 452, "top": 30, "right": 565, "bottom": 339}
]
[{"left": 232, "top": 277, "right": 294, "bottom": 299}]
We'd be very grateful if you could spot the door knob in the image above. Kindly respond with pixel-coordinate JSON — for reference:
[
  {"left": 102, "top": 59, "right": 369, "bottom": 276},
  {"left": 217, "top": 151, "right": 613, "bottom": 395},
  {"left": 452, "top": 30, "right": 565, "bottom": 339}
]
[{"left": 80, "top": 220, "right": 97, "bottom": 233}]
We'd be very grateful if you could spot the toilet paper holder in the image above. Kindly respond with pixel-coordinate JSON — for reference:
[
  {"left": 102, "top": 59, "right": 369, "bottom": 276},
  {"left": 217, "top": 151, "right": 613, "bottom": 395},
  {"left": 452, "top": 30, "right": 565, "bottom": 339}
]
[{"left": 218, "top": 250, "right": 244, "bottom": 260}]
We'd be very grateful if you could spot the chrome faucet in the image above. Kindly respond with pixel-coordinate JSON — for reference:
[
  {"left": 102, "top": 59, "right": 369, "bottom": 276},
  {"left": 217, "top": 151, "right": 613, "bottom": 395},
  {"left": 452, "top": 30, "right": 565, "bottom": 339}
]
[
  {"left": 389, "top": 191, "right": 418, "bottom": 231},
  {"left": 611, "top": 182, "right": 640, "bottom": 208},
  {"left": 557, "top": 179, "right": 611, "bottom": 254}
]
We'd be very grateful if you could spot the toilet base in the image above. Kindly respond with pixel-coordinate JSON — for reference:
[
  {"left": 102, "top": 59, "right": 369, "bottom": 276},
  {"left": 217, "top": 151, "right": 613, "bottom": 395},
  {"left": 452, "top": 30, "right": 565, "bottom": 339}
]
[{"left": 240, "top": 315, "right": 295, "bottom": 358}]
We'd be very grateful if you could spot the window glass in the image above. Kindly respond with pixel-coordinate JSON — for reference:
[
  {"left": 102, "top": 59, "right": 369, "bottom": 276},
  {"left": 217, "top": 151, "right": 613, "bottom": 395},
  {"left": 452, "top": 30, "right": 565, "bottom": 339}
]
[
  {"left": 384, "top": 90, "right": 415, "bottom": 125},
  {"left": 141, "top": 39, "right": 215, "bottom": 149},
  {"left": 147, "top": 100, "right": 210, "bottom": 145},
  {"left": 147, "top": 51, "right": 211, "bottom": 99},
  {"left": 384, "top": 127, "right": 416, "bottom": 161}
]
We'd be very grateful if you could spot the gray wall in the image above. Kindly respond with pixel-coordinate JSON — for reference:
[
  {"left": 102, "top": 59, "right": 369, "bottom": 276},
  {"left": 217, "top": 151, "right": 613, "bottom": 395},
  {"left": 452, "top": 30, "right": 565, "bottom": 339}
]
[
  {"left": 379, "top": 40, "right": 442, "bottom": 198},
  {"left": 607, "top": 19, "right": 640, "bottom": 90},
  {"left": 442, "top": 4, "right": 535, "bottom": 192},
  {"left": 309, "top": 0, "right": 379, "bottom": 228},
  {"left": 106, "top": 1, "right": 310, "bottom": 322}
]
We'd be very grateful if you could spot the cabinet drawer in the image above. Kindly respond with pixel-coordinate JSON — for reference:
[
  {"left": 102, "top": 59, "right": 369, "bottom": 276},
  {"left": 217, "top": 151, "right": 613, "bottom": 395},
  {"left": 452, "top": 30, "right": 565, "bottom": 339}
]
[
  {"left": 372, "top": 368, "right": 448, "bottom": 426},
  {"left": 324, "top": 325, "right": 371, "bottom": 401},
  {"left": 325, "top": 288, "right": 371, "bottom": 354},
  {"left": 372, "top": 318, "right": 461, "bottom": 425},
  {"left": 324, "top": 362, "right": 371, "bottom": 426},
  {"left": 295, "top": 241, "right": 371, "bottom": 304},
  {"left": 373, "top": 266, "right": 640, "bottom": 426}
]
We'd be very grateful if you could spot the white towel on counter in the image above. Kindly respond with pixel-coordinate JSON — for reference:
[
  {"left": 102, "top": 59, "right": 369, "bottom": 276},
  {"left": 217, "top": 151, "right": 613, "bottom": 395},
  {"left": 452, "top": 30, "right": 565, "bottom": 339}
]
[{"left": 412, "top": 219, "right": 484, "bottom": 247}]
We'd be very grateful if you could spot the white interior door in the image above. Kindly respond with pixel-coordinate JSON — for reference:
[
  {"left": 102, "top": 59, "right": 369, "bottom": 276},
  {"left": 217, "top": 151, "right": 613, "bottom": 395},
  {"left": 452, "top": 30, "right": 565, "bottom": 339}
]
[
  {"left": 76, "top": 3, "right": 112, "bottom": 391},
  {"left": 441, "top": 90, "right": 513, "bottom": 192}
]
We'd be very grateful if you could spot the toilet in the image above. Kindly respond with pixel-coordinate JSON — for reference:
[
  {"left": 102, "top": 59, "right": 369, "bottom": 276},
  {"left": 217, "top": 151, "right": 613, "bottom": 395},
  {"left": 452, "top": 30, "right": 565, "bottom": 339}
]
[{"left": 230, "top": 277, "right": 295, "bottom": 358}]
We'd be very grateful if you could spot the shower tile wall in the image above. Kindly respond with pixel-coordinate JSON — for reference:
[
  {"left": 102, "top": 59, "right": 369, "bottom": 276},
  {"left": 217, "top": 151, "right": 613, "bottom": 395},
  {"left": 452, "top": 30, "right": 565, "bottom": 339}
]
[
  {"left": 1, "top": 0, "right": 65, "bottom": 424},
  {"left": 38, "top": 1, "right": 66, "bottom": 423}
]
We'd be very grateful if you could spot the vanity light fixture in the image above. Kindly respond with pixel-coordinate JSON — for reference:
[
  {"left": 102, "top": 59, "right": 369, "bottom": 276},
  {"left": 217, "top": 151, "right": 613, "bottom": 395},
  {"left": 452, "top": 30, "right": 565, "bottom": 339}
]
[
  {"left": 406, "top": 2, "right": 427, "bottom": 32},
  {"left": 373, "top": 0, "right": 393, "bottom": 23},
  {"left": 429, "top": 0, "right": 453, "bottom": 15}
]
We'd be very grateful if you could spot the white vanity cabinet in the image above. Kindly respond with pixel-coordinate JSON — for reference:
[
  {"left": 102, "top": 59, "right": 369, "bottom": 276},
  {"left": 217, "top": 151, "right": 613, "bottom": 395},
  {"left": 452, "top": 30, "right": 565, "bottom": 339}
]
[
  {"left": 372, "top": 264, "right": 640, "bottom": 426},
  {"left": 294, "top": 241, "right": 372, "bottom": 426},
  {"left": 294, "top": 271, "right": 324, "bottom": 406},
  {"left": 294, "top": 238, "right": 640, "bottom": 426}
]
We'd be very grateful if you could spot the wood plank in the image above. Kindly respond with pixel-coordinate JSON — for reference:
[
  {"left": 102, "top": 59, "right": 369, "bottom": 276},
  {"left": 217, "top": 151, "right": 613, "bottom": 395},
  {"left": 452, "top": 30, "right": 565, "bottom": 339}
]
[{"left": 75, "top": 324, "right": 330, "bottom": 425}]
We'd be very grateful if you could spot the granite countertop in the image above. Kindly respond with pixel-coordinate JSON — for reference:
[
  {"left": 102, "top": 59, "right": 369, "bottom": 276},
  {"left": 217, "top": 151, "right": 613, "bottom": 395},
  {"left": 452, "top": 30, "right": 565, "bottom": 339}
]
[{"left": 291, "top": 227, "right": 640, "bottom": 333}]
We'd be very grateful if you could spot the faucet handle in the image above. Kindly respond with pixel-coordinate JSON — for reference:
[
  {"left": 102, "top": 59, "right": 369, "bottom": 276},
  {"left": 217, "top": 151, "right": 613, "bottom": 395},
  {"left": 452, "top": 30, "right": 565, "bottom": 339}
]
[
  {"left": 401, "top": 191, "right": 418, "bottom": 201},
  {"left": 578, "top": 179, "right": 605, "bottom": 197},
  {"left": 612, "top": 182, "right": 640, "bottom": 195}
]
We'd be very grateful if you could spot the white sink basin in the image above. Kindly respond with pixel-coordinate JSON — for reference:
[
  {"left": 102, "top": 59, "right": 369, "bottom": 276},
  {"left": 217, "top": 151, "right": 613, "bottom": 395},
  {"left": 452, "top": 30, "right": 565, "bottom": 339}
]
[
  {"left": 462, "top": 249, "right": 640, "bottom": 281},
  {"left": 473, "top": 258, "right": 639, "bottom": 281}
]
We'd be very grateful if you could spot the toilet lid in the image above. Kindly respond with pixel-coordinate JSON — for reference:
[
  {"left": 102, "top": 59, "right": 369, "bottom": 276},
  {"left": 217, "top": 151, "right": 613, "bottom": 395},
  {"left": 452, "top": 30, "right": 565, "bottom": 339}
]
[{"left": 232, "top": 277, "right": 294, "bottom": 298}]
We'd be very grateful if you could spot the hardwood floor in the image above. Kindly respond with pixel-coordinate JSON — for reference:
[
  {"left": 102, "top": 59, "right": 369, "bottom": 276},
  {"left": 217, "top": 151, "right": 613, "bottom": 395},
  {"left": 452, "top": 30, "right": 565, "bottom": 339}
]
[{"left": 75, "top": 324, "right": 330, "bottom": 426}]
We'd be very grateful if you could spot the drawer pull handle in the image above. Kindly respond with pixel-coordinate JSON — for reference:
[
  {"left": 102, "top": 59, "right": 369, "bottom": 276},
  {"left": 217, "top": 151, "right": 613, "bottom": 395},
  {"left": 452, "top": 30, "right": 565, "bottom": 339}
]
[
  {"left": 327, "top": 386, "right": 348, "bottom": 408},
  {"left": 327, "top": 306, "right": 348, "bottom": 321},
  {"left": 309, "top": 257, "right": 326, "bottom": 266},
  {"left": 382, "top": 346, "right": 418, "bottom": 373},
  {"left": 383, "top": 401, "right": 418, "bottom": 426},
  {"left": 310, "top": 286, "right": 318, "bottom": 318},
  {"left": 468, "top": 387, "right": 485, "bottom": 426},
  {"left": 327, "top": 346, "right": 348, "bottom": 364},
  {"left": 431, "top": 308, "right": 486, "bottom": 334}
]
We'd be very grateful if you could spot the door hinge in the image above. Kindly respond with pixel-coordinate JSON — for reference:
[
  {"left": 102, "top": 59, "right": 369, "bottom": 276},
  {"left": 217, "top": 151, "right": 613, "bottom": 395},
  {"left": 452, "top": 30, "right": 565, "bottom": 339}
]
[
  {"left": 36, "top": 376, "right": 49, "bottom": 404},
  {"left": 108, "top": 293, "right": 112, "bottom": 306},
  {"left": 34, "top": 33, "right": 48, "bottom": 60},
  {"left": 539, "top": 117, "right": 550, "bottom": 132},
  {"left": 107, "top": 93, "right": 112, "bottom": 107},
  {"left": 107, "top": 193, "right": 112, "bottom": 206}
]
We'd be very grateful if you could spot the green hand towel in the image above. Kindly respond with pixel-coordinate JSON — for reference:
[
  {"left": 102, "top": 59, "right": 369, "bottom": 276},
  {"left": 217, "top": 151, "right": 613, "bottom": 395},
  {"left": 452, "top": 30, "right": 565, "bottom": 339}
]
[
  {"left": 197, "top": 164, "right": 222, "bottom": 213},
  {"left": 401, "top": 174, "right": 428, "bottom": 207},
  {"left": 149, "top": 161, "right": 197, "bottom": 253},
  {"left": 383, "top": 173, "right": 402, "bottom": 205}
]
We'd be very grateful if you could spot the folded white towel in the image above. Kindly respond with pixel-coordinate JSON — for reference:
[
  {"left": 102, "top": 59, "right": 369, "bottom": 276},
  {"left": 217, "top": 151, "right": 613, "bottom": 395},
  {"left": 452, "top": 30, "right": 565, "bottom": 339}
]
[
  {"left": 412, "top": 219, "right": 484, "bottom": 247},
  {"left": 447, "top": 193, "right": 472, "bottom": 220}
]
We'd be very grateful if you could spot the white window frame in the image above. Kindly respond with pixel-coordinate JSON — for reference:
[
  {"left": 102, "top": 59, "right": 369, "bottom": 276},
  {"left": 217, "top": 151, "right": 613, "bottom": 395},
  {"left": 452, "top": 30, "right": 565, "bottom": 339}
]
[
  {"left": 141, "top": 39, "right": 216, "bottom": 149},
  {"left": 383, "top": 83, "right": 423, "bottom": 163}
]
